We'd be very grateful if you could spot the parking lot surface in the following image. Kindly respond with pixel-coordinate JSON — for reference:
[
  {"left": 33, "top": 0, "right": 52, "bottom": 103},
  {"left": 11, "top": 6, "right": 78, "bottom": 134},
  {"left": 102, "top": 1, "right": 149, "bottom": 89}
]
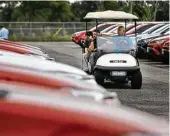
[{"left": 24, "top": 42, "right": 169, "bottom": 119}]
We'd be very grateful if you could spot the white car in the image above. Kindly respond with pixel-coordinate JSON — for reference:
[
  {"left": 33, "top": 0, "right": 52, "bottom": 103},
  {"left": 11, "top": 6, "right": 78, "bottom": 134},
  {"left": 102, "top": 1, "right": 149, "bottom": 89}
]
[
  {"left": 140, "top": 23, "right": 166, "bottom": 34},
  {"left": 137, "top": 24, "right": 169, "bottom": 42}
]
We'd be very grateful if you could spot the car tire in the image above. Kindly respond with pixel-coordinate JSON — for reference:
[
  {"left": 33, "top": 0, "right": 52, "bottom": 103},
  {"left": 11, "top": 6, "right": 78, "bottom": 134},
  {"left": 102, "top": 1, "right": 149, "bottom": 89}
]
[
  {"left": 131, "top": 70, "right": 142, "bottom": 89},
  {"left": 94, "top": 69, "right": 104, "bottom": 86}
]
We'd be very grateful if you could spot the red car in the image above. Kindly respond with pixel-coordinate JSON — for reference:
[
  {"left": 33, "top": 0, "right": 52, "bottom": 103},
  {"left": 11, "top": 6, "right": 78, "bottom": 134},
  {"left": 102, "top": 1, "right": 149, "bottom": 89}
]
[
  {"left": 162, "top": 40, "right": 169, "bottom": 63},
  {"left": 0, "top": 41, "right": 44, "bottom": 54},
  {"left": 0, "top": 85, "right": 168, "bottom": 136},
  {"left": 72, "top": 23, "right": 115, "bottom": 44},
  {"left": 0, "top": 43, "right": 49, "bottom": 58},
  {"left": 147, "top": 35, "right": 170, "bottom": 60},
  {"left": 0, "top": 63, "right": 120, "bottom": 104},
  {"left": 0, "top": 64, "right": 97, "bottom": 90},
  {"left": 0, "top": 39, "right": 41, "bottom": 51}
]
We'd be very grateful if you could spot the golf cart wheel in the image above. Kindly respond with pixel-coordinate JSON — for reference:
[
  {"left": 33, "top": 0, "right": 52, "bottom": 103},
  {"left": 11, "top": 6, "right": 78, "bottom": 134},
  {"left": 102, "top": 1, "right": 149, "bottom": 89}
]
[
  {"left": 131, "top": 70, "right": 142, "bottom": 89},
  {"left": 94, "top": 70, "right": 104, "bottom": 85}
]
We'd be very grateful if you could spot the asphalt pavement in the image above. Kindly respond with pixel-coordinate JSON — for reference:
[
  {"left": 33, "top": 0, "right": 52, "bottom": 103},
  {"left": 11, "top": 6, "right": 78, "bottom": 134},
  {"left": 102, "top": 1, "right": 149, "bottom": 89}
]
[{"left": 24, "top": 42, "right": 169, "bottom": 119}]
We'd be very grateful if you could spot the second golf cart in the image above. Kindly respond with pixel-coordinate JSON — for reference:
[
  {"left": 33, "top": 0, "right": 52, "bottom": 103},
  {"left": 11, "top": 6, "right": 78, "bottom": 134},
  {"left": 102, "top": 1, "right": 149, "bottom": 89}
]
[{"left": 82, "top": 11, "right": 142, "bottom": 89}]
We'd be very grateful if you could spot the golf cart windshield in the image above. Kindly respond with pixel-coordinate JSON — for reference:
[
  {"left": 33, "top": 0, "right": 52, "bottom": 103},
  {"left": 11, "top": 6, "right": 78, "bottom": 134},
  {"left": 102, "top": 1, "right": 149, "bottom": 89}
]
[{"left": 97, "top": 36, "right": 136, "bottom": 53}]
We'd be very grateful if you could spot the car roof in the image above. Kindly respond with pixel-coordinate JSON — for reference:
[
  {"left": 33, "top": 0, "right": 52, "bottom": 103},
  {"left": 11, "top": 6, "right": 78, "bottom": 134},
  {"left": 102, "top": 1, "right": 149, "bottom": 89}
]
[
  {"left": 0, "top": 44, "right": 48, "bottom": 57},
  {"left": 142, "top": 23, "right": 166, "bottom": 34},
  {"left": 0, "top": 50, "right": 47, "bottom": 60},
  {"left": 0, "top": 40, "right": 41, "bottom": 50},
  {"left": 152, "top": 24, "right": 169, "bottom": 34},
  {"left": 0, "top": 41, "right": 43, "bottom": 51},
  {"left": 0, "top": 89, "right": 168, "bottom": 135},
  {"left": 84, "top": 10, "right": 138, "bottom": 20}
]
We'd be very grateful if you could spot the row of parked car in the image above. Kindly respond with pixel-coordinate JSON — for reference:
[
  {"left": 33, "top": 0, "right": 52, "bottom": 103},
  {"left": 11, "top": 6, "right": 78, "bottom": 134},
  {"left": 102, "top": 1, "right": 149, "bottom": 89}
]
[
  {"left": 0, "top": 38, "right": 168, "bottom": 135},
  {"left": 72, "top": 22, "right": 170, "bottom": 63}
]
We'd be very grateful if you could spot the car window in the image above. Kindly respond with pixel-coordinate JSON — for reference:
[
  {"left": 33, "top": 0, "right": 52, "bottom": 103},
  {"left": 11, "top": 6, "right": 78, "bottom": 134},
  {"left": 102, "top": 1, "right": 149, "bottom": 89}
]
[
  {"left": 146, "top": 24, "right": 164, "bottom": 34},
  {"left": 161, "top": 28, "right": 169, "bottom": 34},
  {"left": 97, "top": 24, "right": 113, "bottom": 31},
  {"left": 136, "top": 24, "right": 155, "bottom": 34},
  {"left": 125, "top": 24, "right": 136, "bottom": 32},
  {"left": 152, "top": 25, "right": 168, "bottom": 34},
  {"left": 164, "top": 30, "right": 170, "bottom": 35}
]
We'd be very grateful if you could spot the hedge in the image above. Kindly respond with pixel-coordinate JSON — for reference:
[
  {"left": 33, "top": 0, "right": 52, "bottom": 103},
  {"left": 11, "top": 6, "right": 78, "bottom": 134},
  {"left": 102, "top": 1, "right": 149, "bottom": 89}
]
[{"left": 8, "top": 35, "right": 72, "bottom": 42}]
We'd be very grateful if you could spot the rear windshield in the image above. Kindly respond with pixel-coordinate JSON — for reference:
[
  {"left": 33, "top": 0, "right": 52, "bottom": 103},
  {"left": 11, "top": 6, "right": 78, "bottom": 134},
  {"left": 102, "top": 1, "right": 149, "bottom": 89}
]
[
  {"left": 148, "top": 24, "right": 165, "bottom": 33},
  {"left": 97, "top": 24, "right": 113, "bottom": 31},
  {"left": 136, "top": 24, "right": 155, "bottom": 34}
]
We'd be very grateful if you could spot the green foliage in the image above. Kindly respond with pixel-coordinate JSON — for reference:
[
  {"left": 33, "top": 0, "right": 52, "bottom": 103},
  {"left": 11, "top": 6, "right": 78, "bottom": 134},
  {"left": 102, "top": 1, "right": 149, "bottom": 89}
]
[
  {"left": 0, "top": 1, "right": 169, "bottom": 22},
  {"left": 9, "top": 34, "right": 71, "bottom": 42}
]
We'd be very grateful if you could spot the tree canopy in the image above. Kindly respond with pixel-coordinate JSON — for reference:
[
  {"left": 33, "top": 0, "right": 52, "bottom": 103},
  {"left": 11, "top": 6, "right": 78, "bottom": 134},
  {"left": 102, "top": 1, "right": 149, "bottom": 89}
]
[{"left": 0, "top": 1, "right": 169, "bottom": 22}]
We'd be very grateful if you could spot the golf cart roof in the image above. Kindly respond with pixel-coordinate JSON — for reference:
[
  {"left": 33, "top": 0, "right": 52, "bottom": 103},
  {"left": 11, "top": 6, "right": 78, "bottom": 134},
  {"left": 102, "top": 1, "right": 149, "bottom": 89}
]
[{"left": 84, "top": 10, "right": 138, "bottom": 20}]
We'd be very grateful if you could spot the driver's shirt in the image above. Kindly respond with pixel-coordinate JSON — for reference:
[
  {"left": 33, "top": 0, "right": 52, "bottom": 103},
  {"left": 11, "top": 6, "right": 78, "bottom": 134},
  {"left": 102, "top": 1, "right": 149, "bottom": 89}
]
[{"left": 113, "top": 36, "right": 133, "bottom": 52}]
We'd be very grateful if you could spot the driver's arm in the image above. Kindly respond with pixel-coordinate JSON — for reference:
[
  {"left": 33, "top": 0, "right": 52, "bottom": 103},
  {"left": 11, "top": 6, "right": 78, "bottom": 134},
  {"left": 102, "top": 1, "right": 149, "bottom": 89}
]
[{"left": 88, "top": 41, "right": 95, "bottom": 52}]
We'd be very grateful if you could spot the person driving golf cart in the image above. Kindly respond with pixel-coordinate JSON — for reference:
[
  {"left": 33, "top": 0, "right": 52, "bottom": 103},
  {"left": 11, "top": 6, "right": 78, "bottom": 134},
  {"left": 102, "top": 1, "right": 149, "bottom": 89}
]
[
  {"left": 117, "top": 26, "right": 125, "bottom": 36},
  {"left": 83, "top": 26, "right": 127, "bottom": 72}
]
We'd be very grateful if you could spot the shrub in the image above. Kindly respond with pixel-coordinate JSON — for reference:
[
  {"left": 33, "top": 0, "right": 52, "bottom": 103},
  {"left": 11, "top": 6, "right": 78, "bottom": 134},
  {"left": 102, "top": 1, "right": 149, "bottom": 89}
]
[{"left": 8, "top": 35, "right": 72, "bottom": 42}]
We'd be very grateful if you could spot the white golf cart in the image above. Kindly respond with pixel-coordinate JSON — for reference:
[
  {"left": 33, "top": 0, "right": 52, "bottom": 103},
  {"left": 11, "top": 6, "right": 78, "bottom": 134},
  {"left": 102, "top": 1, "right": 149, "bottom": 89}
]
[{"left": 83, "top": 11, "right": 142, "bottom": 89}]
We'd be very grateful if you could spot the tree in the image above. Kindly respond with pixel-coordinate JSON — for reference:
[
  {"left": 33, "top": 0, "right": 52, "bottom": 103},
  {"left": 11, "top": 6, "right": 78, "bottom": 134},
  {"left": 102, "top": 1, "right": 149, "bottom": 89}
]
[
  {"left": 71, "top": 1, "right": 101, "bottom": 21},
  {"left": 1, "top": 1, "right": 19, "bottom": 21},
  {"left": 156, "top": 1, "right": 169, "bottom": 21},
  {"left": 153, "top": 1, "right": 158, "bottom": 21},
  {"left": 48, "top": 1, "right": 73, "bottom": 22},
  {"left": 0, "top": 0, "right": 168, "bottom": 22}
]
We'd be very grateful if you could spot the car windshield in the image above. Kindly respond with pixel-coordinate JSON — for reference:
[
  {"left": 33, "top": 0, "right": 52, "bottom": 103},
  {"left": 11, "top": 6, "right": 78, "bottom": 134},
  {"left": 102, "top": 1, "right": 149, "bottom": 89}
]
[
  {"left": 90, "top": 24, "right": 113, "bottom": 31},
  {"left": 152, "top": 24, "right": 169, "bottom": 34},
  {"left": 97, "top": 36, "right": 136, "bottom": 53},
  {"left": 107, "top": 24, "right": 134, "bottom": 33},
  {"left": 145, "top": 24, "right": 165, "bottom": 34}
]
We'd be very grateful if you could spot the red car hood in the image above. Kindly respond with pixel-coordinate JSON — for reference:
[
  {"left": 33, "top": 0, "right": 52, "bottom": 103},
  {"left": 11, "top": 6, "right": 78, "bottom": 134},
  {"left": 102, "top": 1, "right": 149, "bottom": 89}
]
[
  {"left": 0, "top": 40, "right": 41, "bottom": 50},
  {"left": 0, "top": 44, "right": 47, "bottom": 57}
]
